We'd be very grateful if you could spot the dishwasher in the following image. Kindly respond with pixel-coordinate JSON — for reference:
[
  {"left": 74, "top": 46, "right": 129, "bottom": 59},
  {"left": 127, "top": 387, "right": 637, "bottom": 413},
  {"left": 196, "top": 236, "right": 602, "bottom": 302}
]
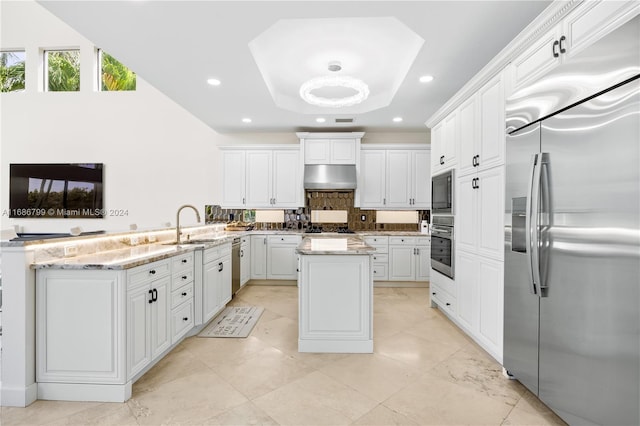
[{"left": 231, "top": 237, "right": 241, "bottom": 295}]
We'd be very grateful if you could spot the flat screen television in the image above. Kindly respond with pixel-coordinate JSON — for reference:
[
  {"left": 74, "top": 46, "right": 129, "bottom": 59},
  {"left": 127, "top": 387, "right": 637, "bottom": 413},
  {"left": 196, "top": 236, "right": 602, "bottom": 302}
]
[{"left": 9, "top": 163, "right": 104, "bottom": 218}]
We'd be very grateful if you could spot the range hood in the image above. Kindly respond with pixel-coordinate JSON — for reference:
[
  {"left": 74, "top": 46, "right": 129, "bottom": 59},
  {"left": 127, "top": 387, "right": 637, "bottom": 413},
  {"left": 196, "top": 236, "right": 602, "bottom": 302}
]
[{"left": 303, "top": 164, "right": 357, "bottom": 190}]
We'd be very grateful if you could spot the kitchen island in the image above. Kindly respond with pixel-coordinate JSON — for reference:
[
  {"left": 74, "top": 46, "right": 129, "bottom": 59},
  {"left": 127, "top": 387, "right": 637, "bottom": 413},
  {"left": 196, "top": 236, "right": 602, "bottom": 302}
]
[{"left": 296, "top": 236, "right": 375, "bottom": 353}]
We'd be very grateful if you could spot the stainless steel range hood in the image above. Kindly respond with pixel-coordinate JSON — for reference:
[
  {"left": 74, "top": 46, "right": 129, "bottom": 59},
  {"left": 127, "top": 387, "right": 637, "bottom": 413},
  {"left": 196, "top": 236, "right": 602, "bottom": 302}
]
[{"left": 303, "top": 164, "right": 357, "bottom": 190}]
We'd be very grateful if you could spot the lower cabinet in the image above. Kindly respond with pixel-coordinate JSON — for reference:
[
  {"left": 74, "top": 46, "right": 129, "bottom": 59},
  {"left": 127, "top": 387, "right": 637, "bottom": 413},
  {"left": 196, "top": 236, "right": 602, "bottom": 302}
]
[
  {"left": 250, "top": 234, "right": 301, "bottom": 281},
  {"left": 388, "top": 236, "right": 431, "bottom": 282},
  {"left": 240, "top": 236, "right": 250, "bottom": 287},
  {"left": 363, "top": 236, "right": 389, "bottom": 281},
  {"left": 250, "top": 235, "right": 268, "bottom": 279},
  {"left": 202, "top": 243, "right": 232, "bottom": 324}
]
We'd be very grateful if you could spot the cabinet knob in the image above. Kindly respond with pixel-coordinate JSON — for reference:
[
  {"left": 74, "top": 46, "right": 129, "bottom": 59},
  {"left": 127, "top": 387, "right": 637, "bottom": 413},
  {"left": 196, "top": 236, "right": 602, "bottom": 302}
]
[
  {"left": 432, "top": 292, "right": 436, "bottom": 295},
  {"left": 552, "top": 39, "right": 560, "bottom": 58},
  {"left": 183, "top": 317, "right": 189, "bottom": 321},
  {"left": 182, "top": 275, "right": 187, "bottom": 280},
  {"left": 181, "top": 259, "right": 188, "bottom": 264},
  {"left": 182, "top": 292, "right": 187, "bottom": 296},
  {"left": 218, "top": 262, "right": 224, "bottom": 272},
  {"left": 149, "top": 270, "right": 156, "bottom": 275},
  {"left": 446, "top": 302, "right": 451, "bottom": 306},
  {"left": 559, "top": 35, "right": 566, "bottom": 54}
]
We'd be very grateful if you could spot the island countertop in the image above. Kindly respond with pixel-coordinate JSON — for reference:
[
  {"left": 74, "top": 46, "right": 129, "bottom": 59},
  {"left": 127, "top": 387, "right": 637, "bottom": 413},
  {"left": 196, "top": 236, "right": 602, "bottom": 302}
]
[{"left": 296, "top": 236, "right": 376, "bottom": 255}]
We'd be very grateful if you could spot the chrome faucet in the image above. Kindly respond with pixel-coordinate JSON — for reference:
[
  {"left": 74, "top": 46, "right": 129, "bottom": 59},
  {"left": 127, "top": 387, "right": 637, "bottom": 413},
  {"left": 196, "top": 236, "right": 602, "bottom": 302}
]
[{"left": 176, "top": 204, "right": 201, "bottom": 244}]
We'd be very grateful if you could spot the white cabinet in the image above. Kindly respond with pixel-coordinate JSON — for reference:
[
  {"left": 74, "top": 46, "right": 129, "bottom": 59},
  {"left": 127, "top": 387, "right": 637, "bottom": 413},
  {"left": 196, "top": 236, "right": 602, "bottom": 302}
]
[
  {"left": 431, "top": 111, "right": 458, "bottom": 174},
  {"left": 456, "top": 167, "right": 504, "bottom": 261},
  {"left": 170, "top": 252, "right": 194, "bottom": 344},
  {"left": 388, "top": 236, "right": 431, "bottom": 282},
  {"left": 202, "top": 243, "right": 232, "bottom": 324},
  {"left": 510, "top": 1, "right": 639, "bottom": 93},
  {"left": 240, "top": 236, "right": 250, "bottom": 287},
  {"left": 364, "top": 236, "right": 389, "bottom": 281},
  {"left": 359, "top": 147, "right": 431, "bottom": 209},
  {"left": 250, "top": 235, "right": 268, "bottom": 279},
  {"left": 266, "top": 235, "right": 301, "bottom": 280},
  {"left": 430, "top": 270, "right": 456, "bottom": 318},
  {"left": 220, "top": 147, "right": 302, "bottom": 208},
  {"left": 303, "top": 138, "right": 357, "bottom": 164}
]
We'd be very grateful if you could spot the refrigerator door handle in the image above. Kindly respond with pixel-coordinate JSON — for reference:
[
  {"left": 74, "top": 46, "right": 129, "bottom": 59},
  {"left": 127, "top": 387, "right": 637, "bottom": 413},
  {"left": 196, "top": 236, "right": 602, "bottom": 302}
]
[{"left": 526, "top": 153, "right": 542, "bottom": 296}]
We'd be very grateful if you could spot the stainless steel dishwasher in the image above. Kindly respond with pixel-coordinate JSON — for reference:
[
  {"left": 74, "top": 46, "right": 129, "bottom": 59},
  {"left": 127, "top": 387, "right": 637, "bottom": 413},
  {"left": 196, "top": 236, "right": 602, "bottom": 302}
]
[{"left": 231, "top": 237, "right": 241, "bottom": 295}]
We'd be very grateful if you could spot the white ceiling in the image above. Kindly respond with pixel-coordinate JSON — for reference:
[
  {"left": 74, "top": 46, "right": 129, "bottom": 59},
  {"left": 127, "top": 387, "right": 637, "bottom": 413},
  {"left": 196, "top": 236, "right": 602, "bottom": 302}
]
[{"left": 38, "top": 1, "right": 551, "bottom": 134}]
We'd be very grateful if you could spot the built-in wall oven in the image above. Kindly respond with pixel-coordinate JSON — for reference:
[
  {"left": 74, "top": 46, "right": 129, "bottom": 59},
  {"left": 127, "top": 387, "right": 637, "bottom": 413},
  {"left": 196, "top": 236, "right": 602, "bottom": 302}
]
[
  {"left": 431, "top": 216, "right": 454, "bottom": 279},
  {"left": 431, "top": 169, "right": 454, "bottom": 215}
]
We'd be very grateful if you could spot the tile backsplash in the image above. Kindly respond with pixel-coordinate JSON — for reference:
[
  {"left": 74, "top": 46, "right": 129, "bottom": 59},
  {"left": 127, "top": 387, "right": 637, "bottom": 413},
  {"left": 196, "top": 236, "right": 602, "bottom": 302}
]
[{"left": 206, "top": 191, "right": 429, "bottom": 231}]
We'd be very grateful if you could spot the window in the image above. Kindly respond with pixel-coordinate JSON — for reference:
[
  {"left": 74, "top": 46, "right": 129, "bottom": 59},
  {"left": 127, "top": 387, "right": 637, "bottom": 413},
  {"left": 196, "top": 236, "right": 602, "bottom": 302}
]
[
  {"left": 99, "top": 50, "right": 136, "bottom": 91},
  {"left": 0, "top": 50, "right": 26, "bottom": 92},
  {"left": 45, "top": 49, "right": 80, "bottom": 91}
]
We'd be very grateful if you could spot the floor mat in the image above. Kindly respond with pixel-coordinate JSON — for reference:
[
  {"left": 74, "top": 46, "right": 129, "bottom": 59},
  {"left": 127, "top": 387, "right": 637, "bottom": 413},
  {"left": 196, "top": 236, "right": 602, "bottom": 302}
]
[{"left": 197, "top": 306, "right": 264, "bottom": 338}]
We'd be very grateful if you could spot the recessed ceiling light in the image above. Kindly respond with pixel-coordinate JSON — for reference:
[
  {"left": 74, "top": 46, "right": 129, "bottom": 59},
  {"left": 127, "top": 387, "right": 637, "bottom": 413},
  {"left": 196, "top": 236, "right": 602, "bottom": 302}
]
[
  {"left": 393, "top": 117, "right": 403, "bottom": 123},
  {"left": 316, "top": 118, "right": 326, "bottom": 123},
  {"left": 419, "top": 75, "right": 434, "bottom": 83},
  {"left": 207, "top": 78, "right": 221, "bottom": 86},
  {"left": 242, "top": 118, "right": 252, "bottom": 123}
]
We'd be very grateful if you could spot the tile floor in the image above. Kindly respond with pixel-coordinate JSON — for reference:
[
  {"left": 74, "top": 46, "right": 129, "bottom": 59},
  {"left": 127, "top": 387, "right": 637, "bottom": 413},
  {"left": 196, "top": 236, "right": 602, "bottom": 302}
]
[{"left": 1, "top": 285, "right": 566, "bottom": 425}]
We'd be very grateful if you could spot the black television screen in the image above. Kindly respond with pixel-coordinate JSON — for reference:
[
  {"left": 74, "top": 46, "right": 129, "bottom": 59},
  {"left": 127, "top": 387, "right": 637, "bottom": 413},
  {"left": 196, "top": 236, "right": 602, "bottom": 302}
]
[{"left": 9, "top": 163, "right": 104, "bottom": 218}]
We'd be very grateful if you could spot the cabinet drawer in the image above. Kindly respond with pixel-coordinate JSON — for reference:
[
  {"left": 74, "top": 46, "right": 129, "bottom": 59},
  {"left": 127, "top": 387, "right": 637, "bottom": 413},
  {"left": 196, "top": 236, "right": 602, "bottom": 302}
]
[
  {"left": 267, "top": 235, "right": 301, "bottom": 245},
  {"left": 431, "top": 284, "right": 455, "bottom": 316},
  {"left": 363, "top": 236, "right": 388, "bottom": 253},
  {"left": 371, "top": 253, "right": 388, "bottom": 263},
  {"left": 389, "top": 236, "right": 416, "bottom": 245},
  {"left": 128, "top": 259, "right": 170, "bottom": 287},
  {"left": 172, "top": 269, "right": 194, "bottom": 291},
  {"left": 372, "top": 263, "right": 388, "bottom": 280},
  {"left": 171, "top": 282, "right": 193, "bottom": 308},
  {"left": 416, "top": 237, "right": 431, "bottom": 247},
  {"left": 172, "top": 252, "right": 194, "bottom": 272},
  {"left": 204, "top": 243, "right": 231, "bottom": 264},
  {"left": 171, "top": 299, "right": 194, "bottom": 344},
  {"left": 240, "top": 236, "right": 250, "bottom": 244}
]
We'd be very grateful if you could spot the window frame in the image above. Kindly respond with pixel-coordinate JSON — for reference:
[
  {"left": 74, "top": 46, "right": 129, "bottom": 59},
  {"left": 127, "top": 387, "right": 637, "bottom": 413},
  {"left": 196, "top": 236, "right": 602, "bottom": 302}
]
[{"left": 44, "top": 48, "right": 81, "bottom": 92}]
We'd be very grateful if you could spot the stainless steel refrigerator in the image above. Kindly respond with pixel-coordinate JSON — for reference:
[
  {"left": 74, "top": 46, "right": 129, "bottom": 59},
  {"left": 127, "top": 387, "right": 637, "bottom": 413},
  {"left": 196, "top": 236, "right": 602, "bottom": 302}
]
[{"left": 504, "top": 15, "right": 640, "bottom": 426}]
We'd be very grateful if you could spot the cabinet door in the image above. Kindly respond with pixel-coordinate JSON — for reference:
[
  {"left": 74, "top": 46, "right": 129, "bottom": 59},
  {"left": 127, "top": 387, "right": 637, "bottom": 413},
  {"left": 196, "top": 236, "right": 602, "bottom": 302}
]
[
  {"left": 128, "top": 284, "right": 151, "bottom": 378},
  {"left": 431, "top": 122, "right": 444, "bottom": 173},
  {"left": 458, "top": 95, "right": 479, "bottom": 177},
  {"left": 510, "top": 25, "right": 561, "bottom": 93},
  {"left": 330, "top": 139, "right": 357, "bottom": 164},
  {"left": 245, "top": 150, "right": 272, "bottom": 207},
  {"left": 479, "top": 73, "right": 505, "bottom": 171},
  {"left": 411, "top": 150, "right": 431, "bottom": 208},
  {"left": 304, "top": 139, "right": 330, "bottom": 164},
  {"left": 267, "top": 244, "right": 298, "bottom": 280},
  {"left": 218, "top": 256, "right": 232, "bottom": 307},
  {"left": 442, "top": 111, "right": 458, "bottom": 168},
  {"left": 455, "top": 250, "right": 478, "bottom": 332},
  {"left": 386, "top": 150, "right": 412, "bottom": 208},
  {"left": 415, "top": 245, "right": 431, "bottom": 281},
  {"left": 240, "top": 242, "right": 250, "bottom": 286},
  {"left": 272, "top": 150, "right": 301, "bottom": 207},
  {"left": 149, "top": 276, "right": 171, "bottom": 360},
  {"left": 220, "top": 150, "right": 246, "bottom": 207},
  {"left": 359, "top": 150, "right": 386, "bottom": 208},
  {"left": 203, "top": 260, "right": 222, "bottom": 323},
  {"left": 477, "top": 256, "right": 504, "bottom": 360},
  {"left": 476, "top": 167, "right": 505, "bottom": 261},
  {"left": 456, "top": 173, "right": 477, "bottom": 253},
  {"left": 389, "top": 245, "right": 415, "bottom": 281},
  {"left": 250, "top": 236, "right": 267, "bottom": 279}
]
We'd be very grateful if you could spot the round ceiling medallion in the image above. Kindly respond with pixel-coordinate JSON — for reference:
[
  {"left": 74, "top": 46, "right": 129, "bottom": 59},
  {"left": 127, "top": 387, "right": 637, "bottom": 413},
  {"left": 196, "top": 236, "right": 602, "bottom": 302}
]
[{"left": 299, "top": 75, "right": 370, "bottom": 108}]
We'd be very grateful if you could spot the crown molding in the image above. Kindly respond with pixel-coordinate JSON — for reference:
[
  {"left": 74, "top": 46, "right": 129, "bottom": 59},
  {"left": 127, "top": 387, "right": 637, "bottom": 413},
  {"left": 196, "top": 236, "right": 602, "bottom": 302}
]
[{"left": 425, "top": 0, "right": 581, "bottom": 128}]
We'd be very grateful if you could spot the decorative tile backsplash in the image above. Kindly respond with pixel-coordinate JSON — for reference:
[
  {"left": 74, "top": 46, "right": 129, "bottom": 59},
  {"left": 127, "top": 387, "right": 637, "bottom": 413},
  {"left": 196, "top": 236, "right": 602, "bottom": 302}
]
[{"left": 206, "top": 191, "right": 429, "bottom": 231}]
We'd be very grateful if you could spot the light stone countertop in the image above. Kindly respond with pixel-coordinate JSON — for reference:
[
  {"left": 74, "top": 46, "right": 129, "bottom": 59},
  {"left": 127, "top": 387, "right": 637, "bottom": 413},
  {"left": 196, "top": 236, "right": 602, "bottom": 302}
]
[{"left": 296, "top": 236, "right": 376, "bottom": 255}]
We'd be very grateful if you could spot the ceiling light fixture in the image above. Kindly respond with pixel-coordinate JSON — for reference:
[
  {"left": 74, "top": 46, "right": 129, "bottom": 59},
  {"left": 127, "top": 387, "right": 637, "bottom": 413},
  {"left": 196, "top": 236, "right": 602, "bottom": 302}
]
[
  {"left": 419, "top": 75, "right": 434, "bottom": 83},
  {"left": 242, "top": 118, "right": 252, "bottom": 123},
  {"left": 316, "top": 117, "right": 326, "bottom": 123},
  {"left": 299, "top": 61, "right": 370, "bottom": 108},
  {"left": 393, "top": 117, "right": 403, "bottom": 123},
  {"left": 207, "top": 78, "right": 221, "bottom": 86}
]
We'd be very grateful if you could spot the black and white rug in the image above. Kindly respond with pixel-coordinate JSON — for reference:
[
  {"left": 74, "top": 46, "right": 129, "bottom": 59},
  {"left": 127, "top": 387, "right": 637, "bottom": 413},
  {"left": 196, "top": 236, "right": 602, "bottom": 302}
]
[{"left": 198, "top": 306, "right": 264, "bottom": 338}]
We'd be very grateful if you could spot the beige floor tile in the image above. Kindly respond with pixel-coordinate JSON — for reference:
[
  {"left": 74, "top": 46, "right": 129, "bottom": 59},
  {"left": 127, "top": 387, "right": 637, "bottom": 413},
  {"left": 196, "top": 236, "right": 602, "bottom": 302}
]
[
  {"left": 383, "top": 372, "right": 514, "bottom": 425},
  {"left": 182, "top": 334, "right": 269, "bottom": 369},
  {"left": 501, "top": 405, "right": 567, "bottom": 426},
  {"left": 250, "top": 315, "right": 299, "bottom": 353},
  {"left": 206, "top": 401, "right": 279, "bottom": 425},
  {"left": 285, "top": 350, "right": 350, "bottom": 370},
  {"left": 46, "top": 402, "right": 138, "bottom": 425},
  {"left": 319, "top": 353, "right": 422, "bottom": 403},
  {"left": 133, "top": 341, "right": 211, "bottom": 396},
  {"left": 127, "top": 370, "right": 248, "bottom": 424},
  {"left": 404, "top": 311, "right": 473, "bottom": 348},
  {"left": 375, "top": 331, "right": 461, "bottom": 372},
  {"left": 0, "top": 401, "right": 103, "bottom": 425},
  {"left": 214, "top": 346, "right": 315, "bottom": 399},
  {"left": 506, "top": 390, "right": 567, "bottom": 425},
  {"left": 352, "top": 404, "right": 420, "bottom": 425},
  {"left": 253, "top": 371, "right": 377, "bottom": 425},
  {"left": 428, "top": 343, "right": 525, "bottom": 407}
]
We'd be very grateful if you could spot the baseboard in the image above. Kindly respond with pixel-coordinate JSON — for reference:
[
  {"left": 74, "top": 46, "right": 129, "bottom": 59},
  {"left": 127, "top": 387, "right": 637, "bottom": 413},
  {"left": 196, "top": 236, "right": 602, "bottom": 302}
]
[
  {"left": 37, "top": 382, "right": 131, "bottom": 403},
  {"left": 0, "top": 382, "right": 38, "bottom": 407},
  {"left": 374, "top": 281, "right": 430, "bottom": 288},
  {"left": 247, "top": 280, "right": 296, "bottom": 286}
]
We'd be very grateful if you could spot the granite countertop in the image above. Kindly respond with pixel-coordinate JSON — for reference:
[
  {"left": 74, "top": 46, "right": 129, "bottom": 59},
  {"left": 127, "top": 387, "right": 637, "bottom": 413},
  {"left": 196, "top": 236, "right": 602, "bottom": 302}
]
[{"left": 296, "top": 236, "right": 376, "bottom": 255}]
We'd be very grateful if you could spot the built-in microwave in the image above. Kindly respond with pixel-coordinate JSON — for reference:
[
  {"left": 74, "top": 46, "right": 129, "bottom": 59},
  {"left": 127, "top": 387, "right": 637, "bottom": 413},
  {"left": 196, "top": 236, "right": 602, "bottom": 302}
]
[{"left": 431, "top": 169, "right": 454, "bottom": 215}]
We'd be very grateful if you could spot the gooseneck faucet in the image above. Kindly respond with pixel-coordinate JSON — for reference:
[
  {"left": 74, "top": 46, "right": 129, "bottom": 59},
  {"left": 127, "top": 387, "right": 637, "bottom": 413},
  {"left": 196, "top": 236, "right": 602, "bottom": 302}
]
[{"left": 176, "top": 204, "right": 201, "bottom": 244}]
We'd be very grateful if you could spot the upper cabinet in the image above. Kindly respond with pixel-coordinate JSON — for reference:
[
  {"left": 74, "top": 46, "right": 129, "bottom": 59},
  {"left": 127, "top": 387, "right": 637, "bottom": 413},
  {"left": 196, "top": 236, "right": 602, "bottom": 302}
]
[
  {"left": 220, "top": 147, "right": 302, "bottom": 209},
  {"left": 297, "top": 132, "right": 363, "bottom": 165},
  {"left": 431, "top": 111, "right": 458, "bottom": 174},
  {"left": 458, "top": 72, "right": 505, "bottom": 177},
  {"left": 510, "top": 0, "right": 639, "bottom": 94},
  {"left": 359, "top": 146, "right": 431, "bottom": 209}
]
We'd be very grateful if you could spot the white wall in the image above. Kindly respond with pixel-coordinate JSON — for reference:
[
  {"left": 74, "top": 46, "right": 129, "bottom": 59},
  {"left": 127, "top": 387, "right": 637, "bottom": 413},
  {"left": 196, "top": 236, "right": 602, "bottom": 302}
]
[{"left": 0, "top": 1, "right": 430, "bottom": 234}]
